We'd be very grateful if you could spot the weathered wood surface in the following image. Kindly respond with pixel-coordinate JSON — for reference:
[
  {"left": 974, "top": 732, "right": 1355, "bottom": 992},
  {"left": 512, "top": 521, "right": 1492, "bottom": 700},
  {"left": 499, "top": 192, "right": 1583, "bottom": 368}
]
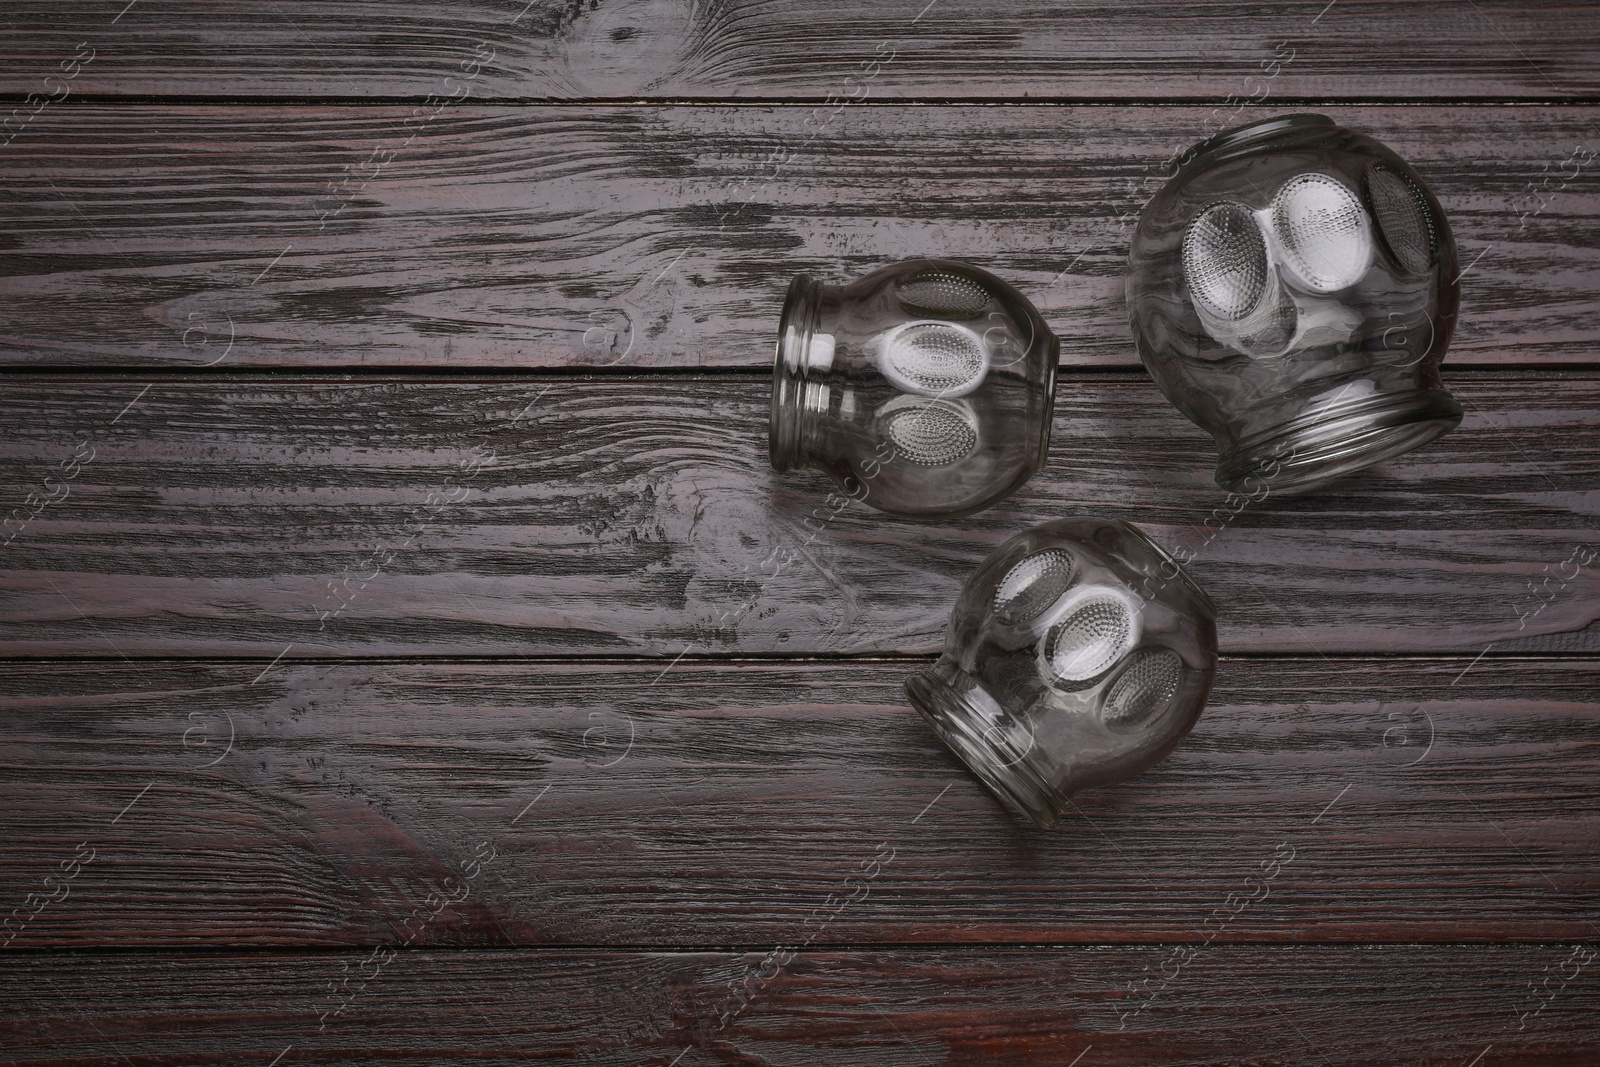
[
  {"left": 0, "top": 0, "right": 1595, "bottom": 1062},
  {"left": 1, "top": 658, "right": 1595, "bottom": 947},
  {"left": 1, "top": 105, "right": 1596, "bottom": 370},
  {"left": 0, "top": 374, "right": 1594, "bottom": 658},
  {"left": 1, "top": 0, "right": 1597, "bottom": 101},
  {"left": 2, "top": 946, "right": 1597, "bottom": 1065}
]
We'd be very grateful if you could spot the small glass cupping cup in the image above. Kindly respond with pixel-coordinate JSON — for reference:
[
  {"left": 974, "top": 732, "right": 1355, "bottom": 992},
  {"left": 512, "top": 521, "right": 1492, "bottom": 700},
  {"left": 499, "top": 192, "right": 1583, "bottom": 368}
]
[
  {"left": 1127, "top": 113, "right": 1462, "bottom": 494},
  {"left": 770, "top": 259, "right": 1059, "bottom": 517},
  {"left": 906, "top": 517, "right": 1218, "bottom": 829}
]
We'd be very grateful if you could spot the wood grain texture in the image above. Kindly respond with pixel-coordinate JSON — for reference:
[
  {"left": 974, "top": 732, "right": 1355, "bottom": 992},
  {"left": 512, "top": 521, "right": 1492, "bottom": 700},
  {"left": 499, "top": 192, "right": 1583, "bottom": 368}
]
[
  {"left": 0, "top": 374, "right": 1595, "bottom": 658},
  {"left": 1, "top": 658, "right": 1596, "bottom": 947},
  {"left": 0, "top": 0, "right": 1597, "bottom": 100},
  {"left": 0, "top": 2, "right": 1595, "bottom": 1058},
  {"left": 2, "top": 946, "right": 1597, "bottom": 1065},
  {"left": 1, "top": 105, "right": 1596, "bottom": 369}
]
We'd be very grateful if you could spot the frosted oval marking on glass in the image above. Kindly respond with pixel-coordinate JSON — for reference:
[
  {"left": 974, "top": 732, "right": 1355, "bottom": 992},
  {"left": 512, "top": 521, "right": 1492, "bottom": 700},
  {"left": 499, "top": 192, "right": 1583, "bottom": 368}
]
[
  {"left": 878, "top": 320, "right": 989, "bottom": 398},
  {"left": 1103, "top": 647, "right": 1184, "bottom": 731},
  {"left": 1269, "top": 172, "right": 1373, "bottom": 293},
  {"left": 1039, "top": 585, "right": 1137, "bottom": 687},
  {"left": 1364, "top": 165, "right": 1436, "bottom": 275},
  {"left": 993, "top": 550, "right": 1077, "bottom": 626},
  {"left": 879, "top": 396, "right": 980, "bottom": 467},
  {"left": 897, "top": 269, "right": 993, "bottom": 319},
  {"left": 1183, "top": 201, "right": 1269, "bottom": 322}
]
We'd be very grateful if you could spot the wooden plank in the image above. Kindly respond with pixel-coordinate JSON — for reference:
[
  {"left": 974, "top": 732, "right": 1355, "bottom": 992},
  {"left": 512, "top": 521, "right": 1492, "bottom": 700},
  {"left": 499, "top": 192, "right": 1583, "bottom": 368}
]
[
  {"left": 0, "top": 1, "right": 1597, "bottom": 100},
  {"left": 0, "top": 374, "right": 1595, "bottom": 658},
  {"left": 0, "top": 658, "right": 1595, "bottom": 947},
  {"left": 2, "top": 946, "right": 1598, "bottom": 1066},
  {"left": 0, "top": 105, "right": 1596, "bottom": 370}
]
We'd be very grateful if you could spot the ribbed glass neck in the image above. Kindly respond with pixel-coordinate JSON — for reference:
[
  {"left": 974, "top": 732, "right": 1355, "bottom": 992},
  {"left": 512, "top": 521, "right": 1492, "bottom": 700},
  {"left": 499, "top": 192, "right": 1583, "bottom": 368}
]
[
  {"left": 770, "top": 274, "right": 826, "bottom": 471},
  {"left": 1172, "top": 113, "right": 1335, "bottom": 174}
]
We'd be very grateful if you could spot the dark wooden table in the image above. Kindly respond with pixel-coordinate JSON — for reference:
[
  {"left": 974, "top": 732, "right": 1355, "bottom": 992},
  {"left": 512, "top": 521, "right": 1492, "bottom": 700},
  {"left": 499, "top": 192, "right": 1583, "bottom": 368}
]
[{"left": 2, "top": 3, "right": 1598, "bottom": 1064}]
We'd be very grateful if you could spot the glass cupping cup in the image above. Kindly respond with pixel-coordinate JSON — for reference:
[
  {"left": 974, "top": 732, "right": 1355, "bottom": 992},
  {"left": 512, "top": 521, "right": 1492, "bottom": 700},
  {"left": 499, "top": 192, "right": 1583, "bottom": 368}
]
[
  {"left": 771, "top": 259, "right": 1059, "bottom": 517},
  {"left": 1127, "top": 114, "right": 1461, "bottom": 494}
]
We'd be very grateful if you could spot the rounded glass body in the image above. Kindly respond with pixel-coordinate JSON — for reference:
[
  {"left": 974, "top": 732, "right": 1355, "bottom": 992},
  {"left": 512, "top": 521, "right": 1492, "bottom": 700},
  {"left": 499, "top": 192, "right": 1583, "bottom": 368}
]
[
  {"left": 906, "top": 517, "right": 1218, "bottom": 829},
  {"left": 771, "top": 259, "right": 1059, "bottom": 517},
  {"left": 1127, "top": 114, "right": 1461, "bottom": 494}
]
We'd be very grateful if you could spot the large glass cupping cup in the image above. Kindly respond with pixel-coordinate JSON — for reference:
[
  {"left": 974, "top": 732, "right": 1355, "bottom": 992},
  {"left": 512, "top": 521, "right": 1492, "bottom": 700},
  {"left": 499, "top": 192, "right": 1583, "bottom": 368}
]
[
  {"left": 1127, "top": 114, "right": 1461, "bottom": 494},
  {"left": 906, "top": 517, "right": 1218, "bottom": 829},
  {"left": 770, "top": 259, "right": 1059, "bottom": 517}
]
